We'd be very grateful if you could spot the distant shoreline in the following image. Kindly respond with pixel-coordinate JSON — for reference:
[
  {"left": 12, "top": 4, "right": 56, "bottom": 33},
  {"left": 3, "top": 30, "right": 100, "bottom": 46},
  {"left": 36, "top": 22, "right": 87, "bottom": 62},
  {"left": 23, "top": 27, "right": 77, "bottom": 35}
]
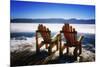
[{"left": 11, "top": 18, "right": 95, "bottom": 24}]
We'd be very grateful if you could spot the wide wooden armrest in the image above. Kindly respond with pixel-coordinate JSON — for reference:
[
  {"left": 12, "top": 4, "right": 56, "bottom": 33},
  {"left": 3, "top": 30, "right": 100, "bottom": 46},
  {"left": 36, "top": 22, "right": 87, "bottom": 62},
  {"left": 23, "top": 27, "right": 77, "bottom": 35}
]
[
  {"left": 51, "top": 33, "right": 61, "bottom": 42},
  {"left": 77, "top": 35, "right": 84, "bottom": 42}
]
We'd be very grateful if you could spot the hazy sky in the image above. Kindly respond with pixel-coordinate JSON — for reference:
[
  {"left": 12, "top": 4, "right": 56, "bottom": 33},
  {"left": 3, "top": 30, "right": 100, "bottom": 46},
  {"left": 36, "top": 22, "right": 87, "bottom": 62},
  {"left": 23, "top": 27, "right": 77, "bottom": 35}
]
[{"left": 11, "top": 1, "right": 95, "bottom": 19}]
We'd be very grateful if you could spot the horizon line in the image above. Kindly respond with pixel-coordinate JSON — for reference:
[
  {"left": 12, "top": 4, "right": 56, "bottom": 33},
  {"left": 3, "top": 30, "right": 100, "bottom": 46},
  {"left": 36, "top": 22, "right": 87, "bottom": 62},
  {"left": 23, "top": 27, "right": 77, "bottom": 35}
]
[{"left": 11, "top": 18, "right": 95, "bottom": 20}]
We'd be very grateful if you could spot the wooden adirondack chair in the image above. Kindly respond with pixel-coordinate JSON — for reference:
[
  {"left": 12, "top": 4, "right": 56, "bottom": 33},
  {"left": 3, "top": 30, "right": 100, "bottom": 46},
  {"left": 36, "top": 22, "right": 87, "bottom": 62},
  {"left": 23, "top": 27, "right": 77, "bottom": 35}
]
[
  {"left": 59, "top": 24, "right": 84, "bottom": 57},
  {"left": 36, "top": 24, "right": 59, "bottom": 55}
]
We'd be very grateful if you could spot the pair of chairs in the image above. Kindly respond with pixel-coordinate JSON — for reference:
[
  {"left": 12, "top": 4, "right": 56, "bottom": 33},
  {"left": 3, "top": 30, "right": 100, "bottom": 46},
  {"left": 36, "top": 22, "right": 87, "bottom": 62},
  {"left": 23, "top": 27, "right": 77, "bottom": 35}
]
[{"left": 36, "top": 24, "right": 84, "bottom": 57}]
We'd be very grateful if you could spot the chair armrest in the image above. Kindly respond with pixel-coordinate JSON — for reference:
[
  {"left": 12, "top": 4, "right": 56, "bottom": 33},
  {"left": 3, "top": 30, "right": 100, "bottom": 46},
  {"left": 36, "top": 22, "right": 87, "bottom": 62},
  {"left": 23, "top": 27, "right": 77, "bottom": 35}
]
[
  {"left": 52, "top": 33, "right": 61, "bottom": 42},
  {"left": 77, "top": 35, "right": 84, "bottom": 42}
]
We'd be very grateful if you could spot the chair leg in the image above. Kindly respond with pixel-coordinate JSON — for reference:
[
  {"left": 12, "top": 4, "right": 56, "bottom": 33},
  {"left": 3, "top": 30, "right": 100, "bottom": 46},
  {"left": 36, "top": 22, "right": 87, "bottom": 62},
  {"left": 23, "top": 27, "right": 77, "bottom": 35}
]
[
  {"left": 56, "top": 44, "right": 58, "bottom": 51},
  {"left": 78, "top": 45, "right": 82, "bottom": 55},
  {"left": 59, "top": 45, "right": 63, "bottom": 57},
  {"left": 73, "top": 47, "right": 78, "bottom": 60},
  {"left": 73, "top": 45, "right": 82, "bottom": 59},
  {"left": 48, "top": 44, "right": 52, "bottom": 55},
  {"left": 46, "top": 44, "right": 48, "bottom": 49},
  {"left": 36, "top": 44, "right": 40, "bottom": 54},
  {"left": 66, "top": 46, "right": 69, "bottom": 55}
]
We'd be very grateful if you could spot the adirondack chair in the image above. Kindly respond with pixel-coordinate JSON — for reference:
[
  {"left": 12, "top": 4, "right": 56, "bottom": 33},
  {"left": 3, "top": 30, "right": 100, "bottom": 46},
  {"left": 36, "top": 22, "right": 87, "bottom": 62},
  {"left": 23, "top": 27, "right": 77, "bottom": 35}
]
[
  {"left": 59, "top": 24, "right": 84, "bottom": 57},
  {"left": 36, "top": 24, "right": 59, "bottom": 55}
]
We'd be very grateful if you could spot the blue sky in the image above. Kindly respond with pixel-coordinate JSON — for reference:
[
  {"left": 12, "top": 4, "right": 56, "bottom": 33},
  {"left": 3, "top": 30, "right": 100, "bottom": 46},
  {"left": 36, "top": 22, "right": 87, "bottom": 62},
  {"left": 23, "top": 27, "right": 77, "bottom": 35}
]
[{"left": 10, "top": 1, "right": 95, "bottom": 19}]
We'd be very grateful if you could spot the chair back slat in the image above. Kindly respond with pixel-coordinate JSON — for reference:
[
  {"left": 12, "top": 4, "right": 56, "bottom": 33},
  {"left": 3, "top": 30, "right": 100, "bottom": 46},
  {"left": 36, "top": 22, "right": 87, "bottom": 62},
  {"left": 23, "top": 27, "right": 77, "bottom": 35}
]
[
  {"left": 37, "top": 24, "right": 51, "bottom": 42},
  {"left": 61, "top": 24, "right": 77, "bottom": 45}
]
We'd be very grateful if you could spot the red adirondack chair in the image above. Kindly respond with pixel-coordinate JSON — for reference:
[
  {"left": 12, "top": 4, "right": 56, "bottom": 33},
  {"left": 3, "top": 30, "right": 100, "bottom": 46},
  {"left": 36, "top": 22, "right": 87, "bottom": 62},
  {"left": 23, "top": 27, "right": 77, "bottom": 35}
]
[{"left": 59, "top": 24, "right": 84, "bottom": 57}]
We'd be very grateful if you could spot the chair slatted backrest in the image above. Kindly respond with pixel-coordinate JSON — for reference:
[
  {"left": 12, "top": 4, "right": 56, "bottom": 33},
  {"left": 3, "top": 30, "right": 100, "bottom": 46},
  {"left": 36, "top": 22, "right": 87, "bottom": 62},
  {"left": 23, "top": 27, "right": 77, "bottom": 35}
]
[
  {"left": 38, "top": 24, "right": 51, "bottom": 42},
  {"left": 62, "top": 24, "right": 77, "bottom": 45}
]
